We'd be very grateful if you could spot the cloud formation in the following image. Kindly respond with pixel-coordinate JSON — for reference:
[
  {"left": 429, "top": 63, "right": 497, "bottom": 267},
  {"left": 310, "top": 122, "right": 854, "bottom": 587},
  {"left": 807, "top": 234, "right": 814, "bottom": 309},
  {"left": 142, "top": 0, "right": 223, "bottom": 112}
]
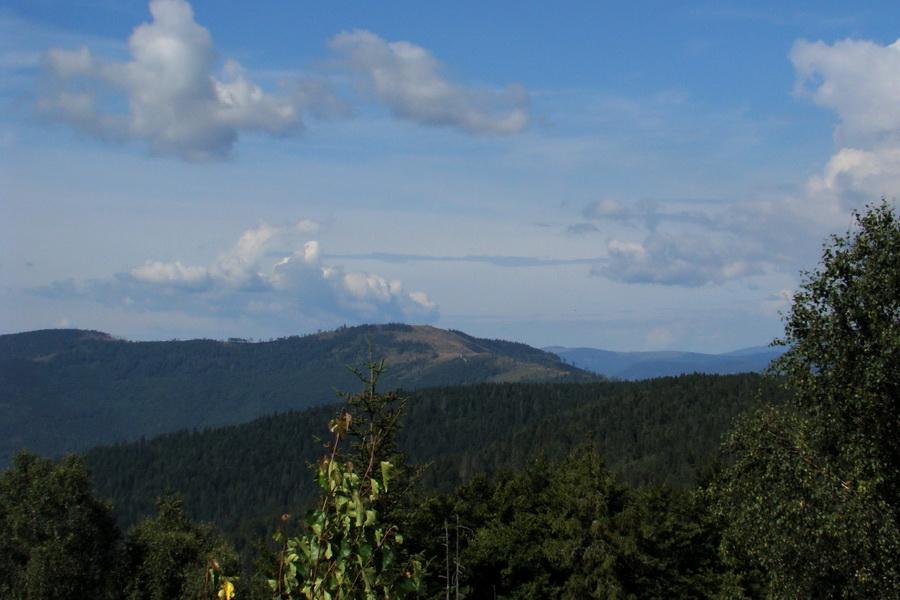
[
  {"left": 329, "top": 252, "right": 598, "bottom": 268},
  {"left": 581, "top": 194, "right": 822, "bottom": 287},
  {"left": 596, "top": 231, "right": 760, "bottom": 287},
  {"left": 35, "top": 0, "right": 337, "bottom": 160},
  {"left": 34, "top": 1, "right": 530, "bottom": 159},
  {"left": 580, "top": 37, "right": 900, "bottom": 288},
  {"left": 792, "top": 38, "right": 900, "bottom": 210},
  {"left": 36, "top": 221, "right": 439, "bottom": 330},
  {"left": 329, "top": 29, "right": 529, "bottom": 134},
  {"left": 792, "top": 38, "right": 900, "bottom": 149}
]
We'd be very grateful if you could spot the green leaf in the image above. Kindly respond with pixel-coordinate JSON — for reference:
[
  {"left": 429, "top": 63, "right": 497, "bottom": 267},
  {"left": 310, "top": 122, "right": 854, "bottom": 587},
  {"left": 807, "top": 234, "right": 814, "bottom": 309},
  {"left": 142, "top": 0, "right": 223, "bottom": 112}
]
[{"left": 380, "top": 460, "right": 393, "bottom": 492}]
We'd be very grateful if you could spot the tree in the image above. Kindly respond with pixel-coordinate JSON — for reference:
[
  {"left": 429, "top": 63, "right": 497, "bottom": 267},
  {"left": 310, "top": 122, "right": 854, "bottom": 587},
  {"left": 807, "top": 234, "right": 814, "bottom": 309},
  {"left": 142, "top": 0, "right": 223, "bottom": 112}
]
[
  {"left": 0, "top": 451, "right": 119, "bottom": 599},
  {"left": 459, "top": 457, "right": 572, "bottom": 600},
  {"left": 119, "top": 495, "right": 241, "bottom": 600},
  {"left": 712, "top": 200, "right": 900, "bottom": 598},
  {"left": 268, "top": 359, "right": 423, "bottom": 599},
  {"left": 613, "top": 484, "right": 727, "bottom": 599},
  {"left": 449, "top": 447, "right": 727, "bottom": 600}
]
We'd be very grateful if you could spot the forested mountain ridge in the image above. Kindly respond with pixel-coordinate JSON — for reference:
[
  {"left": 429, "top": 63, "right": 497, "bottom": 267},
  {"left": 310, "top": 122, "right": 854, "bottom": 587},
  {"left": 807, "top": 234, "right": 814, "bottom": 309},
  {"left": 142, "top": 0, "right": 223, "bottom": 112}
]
[
  {"left": 0, "top": 324, "right": 596, "bottom": 466},
  {"left": 83, "top": 372, "right": 787, "bottom": 553}
]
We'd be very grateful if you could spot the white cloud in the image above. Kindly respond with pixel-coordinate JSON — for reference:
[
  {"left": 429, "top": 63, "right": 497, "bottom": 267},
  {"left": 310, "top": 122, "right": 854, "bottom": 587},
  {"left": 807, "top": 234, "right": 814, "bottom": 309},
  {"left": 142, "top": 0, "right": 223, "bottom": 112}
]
[
  {"left": 35, "top": 221, "right": 439, "bottom": 330},
  {"left": 32, "top": 2, "right": 530, "bottom": 157},
  {"left": 328, "top": 29, "right": 530, "bottom": 135},
  {"left": 129, "top": 260, "right": 210, "bottom": 288},
  {"left": 804, "top": 147, "right": 900, "bottom": 210},
  {"left": 791, "top": 38, "right": 900, "bottom": 209},
  {"left": 35, "top": 0, "right": 337, "bottom": 160},
  {"left": 792, "top": 38, "right": 900, "bottom": 149}
]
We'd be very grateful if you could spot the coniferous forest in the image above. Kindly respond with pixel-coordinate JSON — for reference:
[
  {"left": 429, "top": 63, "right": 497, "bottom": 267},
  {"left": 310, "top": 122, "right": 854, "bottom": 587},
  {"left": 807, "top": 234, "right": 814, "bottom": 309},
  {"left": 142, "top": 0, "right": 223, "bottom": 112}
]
[{"left": 2, "top": 201, "right": 899, "bottom": 598}]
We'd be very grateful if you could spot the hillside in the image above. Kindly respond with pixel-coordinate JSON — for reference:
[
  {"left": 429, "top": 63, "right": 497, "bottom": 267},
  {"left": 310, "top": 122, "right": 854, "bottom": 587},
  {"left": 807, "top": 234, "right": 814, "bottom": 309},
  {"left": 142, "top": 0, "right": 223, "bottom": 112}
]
[
  {"left": 545, "top": 345, "right": 785, "bottom": 379},
  {"left": 0, "top": 324, "right": 596, "bottom": 466},
  {"left": 82, "top": 373, "right": 789, "bottom": 552}
]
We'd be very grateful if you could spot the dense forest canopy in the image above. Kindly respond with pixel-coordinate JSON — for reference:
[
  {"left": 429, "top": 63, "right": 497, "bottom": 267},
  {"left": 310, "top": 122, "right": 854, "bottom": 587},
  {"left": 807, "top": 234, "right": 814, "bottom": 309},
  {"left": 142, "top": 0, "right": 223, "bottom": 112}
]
[{"left": 82, "top": 372, "right": 783, "bottom": 542}]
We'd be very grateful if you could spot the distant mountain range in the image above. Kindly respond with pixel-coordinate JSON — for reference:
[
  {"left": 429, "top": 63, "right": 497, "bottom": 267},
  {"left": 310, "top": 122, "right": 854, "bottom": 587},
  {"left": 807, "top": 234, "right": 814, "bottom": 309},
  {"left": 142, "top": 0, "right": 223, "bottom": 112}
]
[
  {"left": 544, "top": 345, "right": 785, "bottom": 380},
  {"left": 0, "top": 324, "right": 595, "bottom": 466}
]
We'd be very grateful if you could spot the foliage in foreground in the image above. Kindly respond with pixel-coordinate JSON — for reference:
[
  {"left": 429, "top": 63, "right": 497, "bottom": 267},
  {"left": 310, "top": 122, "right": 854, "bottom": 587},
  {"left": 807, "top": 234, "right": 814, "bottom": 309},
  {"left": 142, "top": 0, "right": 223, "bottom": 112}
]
[
  {"left": 268, "top": 359, "right": 422, "bottom": 599},
  {"left": 0, "top": 452, "right": 118, "bottom": 599},
  {"left": 711, "top": 200, "right": 900, "bottom": 598},
  {"left": 119, "top": 495, "right": 241, "bottom": 600},
  {"left": 403, "top": 451, "right": 727, "bottom": 599}
]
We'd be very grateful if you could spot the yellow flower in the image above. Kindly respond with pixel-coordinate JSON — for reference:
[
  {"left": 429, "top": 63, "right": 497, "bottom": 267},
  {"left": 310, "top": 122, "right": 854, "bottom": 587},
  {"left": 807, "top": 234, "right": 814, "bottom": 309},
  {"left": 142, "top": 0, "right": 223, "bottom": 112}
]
[{"left": 218, "top": 580, "right": 235, "bottom": 600}]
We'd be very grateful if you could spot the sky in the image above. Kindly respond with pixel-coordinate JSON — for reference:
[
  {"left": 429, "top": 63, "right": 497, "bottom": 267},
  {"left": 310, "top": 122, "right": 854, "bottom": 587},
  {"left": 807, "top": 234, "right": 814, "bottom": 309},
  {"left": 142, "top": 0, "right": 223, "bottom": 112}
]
[{"left": 2, "top": 0, "right": 900, "bottom": 353}]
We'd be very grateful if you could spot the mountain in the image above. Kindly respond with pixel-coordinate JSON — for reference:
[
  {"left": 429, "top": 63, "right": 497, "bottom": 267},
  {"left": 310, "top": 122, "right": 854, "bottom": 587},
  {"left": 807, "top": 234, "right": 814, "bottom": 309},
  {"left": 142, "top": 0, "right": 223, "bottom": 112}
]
[
  {"left": 0, "top": 324, "right": 597, "bottom": 466},
  {"left": 544, "top": 345, "right": 785, "bottom": 380}
]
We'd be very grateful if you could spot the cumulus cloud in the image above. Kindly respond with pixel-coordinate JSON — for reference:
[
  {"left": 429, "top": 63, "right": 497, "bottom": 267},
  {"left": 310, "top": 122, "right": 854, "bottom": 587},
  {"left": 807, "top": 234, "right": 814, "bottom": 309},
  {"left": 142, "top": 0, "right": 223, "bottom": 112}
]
[
  {"left": 584, "top": 195, "right": 824, "bottom": 287},
  {"left": 36, "top": 221, "right": 439, "bottom": 329},
  {"left": 792, "top": 38, "right": 900, "bottom": 149},
  {"left": 35, "top": 0, "right": 338, "bottom": 160},
  {"left": 328, "top": 29, "right": 530, "bottom": 134},
  {"left": 34, "top": 2, "right": 530, "bottom": 157},
  {"left": 804, "top": 147, "right": 900, "bottom": 210},
  {"left": 791, "top": 38, "right": 900, "bottom": 207},
  {"left": 577, "top": 197, "right": 763, "bottom": 286}
]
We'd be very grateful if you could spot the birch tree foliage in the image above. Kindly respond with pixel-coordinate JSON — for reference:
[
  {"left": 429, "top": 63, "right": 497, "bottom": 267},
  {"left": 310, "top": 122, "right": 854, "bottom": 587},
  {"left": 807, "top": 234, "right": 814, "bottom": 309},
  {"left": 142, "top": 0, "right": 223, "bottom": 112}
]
[{"left": 713, "top": 200, "right": 900, "bottom": 598}]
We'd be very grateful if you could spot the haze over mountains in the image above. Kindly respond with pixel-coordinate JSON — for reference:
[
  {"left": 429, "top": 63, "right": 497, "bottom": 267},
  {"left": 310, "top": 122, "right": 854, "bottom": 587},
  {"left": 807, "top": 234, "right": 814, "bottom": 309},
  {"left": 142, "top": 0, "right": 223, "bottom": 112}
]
[{"left": 546, "top": 345, "right": 785, "bottom": 380}]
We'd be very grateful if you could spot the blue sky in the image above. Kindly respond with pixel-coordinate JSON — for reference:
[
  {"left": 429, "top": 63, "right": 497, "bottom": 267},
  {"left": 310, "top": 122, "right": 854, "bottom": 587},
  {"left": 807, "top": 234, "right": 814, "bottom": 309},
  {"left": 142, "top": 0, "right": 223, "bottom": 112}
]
[{"left": 2, "top": 0, "right": 900, "bottom": 352}]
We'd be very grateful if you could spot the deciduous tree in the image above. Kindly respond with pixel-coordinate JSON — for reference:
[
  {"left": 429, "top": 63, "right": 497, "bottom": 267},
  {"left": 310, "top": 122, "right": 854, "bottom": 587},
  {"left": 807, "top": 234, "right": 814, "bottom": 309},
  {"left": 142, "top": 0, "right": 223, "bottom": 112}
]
[
  {"left": 269, "top": 359, "right": 423, "bottom": 599},
  {"left": 712, "top": 200, "right": 900, "bottom": 597},
  {"left": 119, "top": 495, "right": 241, "bottom": 600},
  {"left": 0, "top": 451, "right": 119, "bottom": 599}
]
